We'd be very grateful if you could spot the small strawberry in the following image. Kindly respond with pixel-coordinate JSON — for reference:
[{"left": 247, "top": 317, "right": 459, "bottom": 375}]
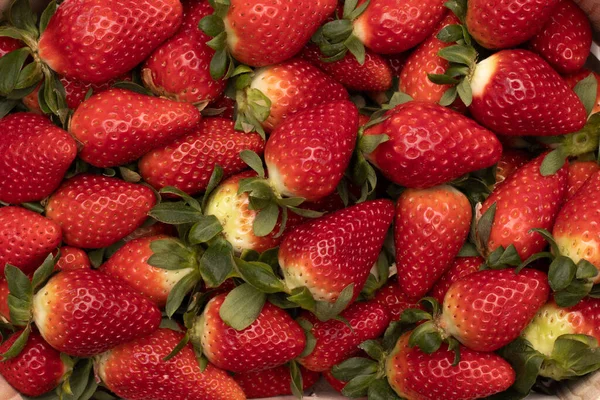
[
  {"left": 54, "top": 246, "right": 91, "bottom": 272},
  {"left": 0, "top": 113, "right": 77, "bottom": 204},
  {"left": 45, "top": 174, "right": 157, "bottom": 249},
  {"left": 494, "top": 149, "right": 531, "bottom": 188},
  {"left": 395, "top": 185, "right": 472, "bottom": 299},
  {"left": 70, "top": 88, "right": 201, "bottom": 168},
  {"left": 233, "top": 364, "right": 320, "bottom": 399},
  {"left": 96, "top": 328, "right": 246, "bottom": 400},
  {"left": 0, "top": 37, "right": 22, "bottom": 58},
  {"left": 373, "top": 277, "right": 423, "bottom": 321},
  {"left": 564, "top": 69, "right": 600, "bottom": 115},
  {"left": 528, "top": 0, "right": 592, "bottom": 74},
  {"left": 566, "top": 160, "right": 600, "bottom": 200},
  {"left": 429, "top": 257, "right": 484, "bottom": 304}
]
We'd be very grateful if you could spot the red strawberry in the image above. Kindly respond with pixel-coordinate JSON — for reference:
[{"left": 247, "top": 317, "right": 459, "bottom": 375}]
[
  {"left": 38, "top": 0, "right": 183, "bottom": 84},
  {"left": 70, "top": 88, "right": 201, "bottom": 168},
  {"left": 45, "top": 174, "right": 157, "bottom": 249},
  {"left": 233, "top": 364, "right": 320, "bottom": 399},
  {"left": 564, "top": 69, "right": 600, "bottom": 115},
  {"left": 429, "top": 257, "right": 484, "bottom": 304},
  {"left": 139, "top": 117, "right": 265, "bottom": 195},
  {"left": 0, "top": 206, "right": 61, "bottom": 275},
  {"left": 528, "top": 0, "right": 592, "bottom": 74},
  {"left": 265, "top": 100, "right": 358, "bottom": 202},
  {"left": 566, "top": 160, "right": 600, "bottom": 200},
  {"left": 494, "top": 149, "right": 531, "bottom": 188},
  {"left": 142, "top": 0, "right": 226, "bottom": 105},
  {"left": 96, "top": 328, "right": 245, "bottom": 400},
  {"left": 279, "top": 199, "right": 394, "bottom": 304},
  {"left": 466, "top": 0, "right": 559, "bottom": 49},
  {"left": 123, "top": 222, "right": 177, "bottom": 242},
  {"left": 0, "top": 37, "right": 22, "bottom": 58},
  {"left": 373, "top": 277, "right": 423, "bottom": 321},
  {"left": 395, "top": 185, "right": 472, "bottom": 299},
  {"left": 194, "top": 293, "right": 306, "bottom": 373},
  {"left": 470, "top": 50, "right": 587, "bottom": 136},
  {"left": 0, "top": 331, "right": 68, "bottom": 397},
  {"left": 0, "top": 278, "right": 10, "bottom": 322},
  {"left": 323, "top": 370, "right": 347, "bottom": 393},
  {"left": 54, "top": 246, "right": 91, "bottom": 272},
  {"left": 363, "top": 101, "right": 502, "bottom": 188},
  {"left": 297, "top": 300, "right": 390, "bottom": 372},
  {"left": 0, "top": 113, "right": 77, "bottom": 204}
]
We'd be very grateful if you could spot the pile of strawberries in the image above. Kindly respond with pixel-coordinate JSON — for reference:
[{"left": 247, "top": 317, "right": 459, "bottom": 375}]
[{"left": 0, "top": 0, "right": 600, "bottom": 399}]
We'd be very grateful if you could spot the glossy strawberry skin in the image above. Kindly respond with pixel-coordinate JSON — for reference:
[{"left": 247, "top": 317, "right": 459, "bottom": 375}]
[
  {"left": 279, "top": 199, "right": 394, "bottom": 303},
  {"left": 0, "top": 207, "right": 62, "bottom": 275},
  {"left": 0, "top": 331, "right": 67, "bottom": 397},
  {"left": 70, "top": 88, "right": 201, "bottom": 168},
  {"left": 480, "top": 153, "right": 568, "bottom": 261},
  {"left": 470, "top": 50, "right": 587, "bottom": 137},
  {"left": 96, "top": 328, "right": 246, "bottom": 400},
  {"left": 32, "top": 269, "right": 161, "bottom": 357},
  {"left": 528, "top": 0, "right": 592, "bottom": 74},
  {"left": 566, "top": 161, "right": 600, "bottom": 200},
  {"left": 45, "top": 174, "right": 157, "bottom": 249},
  {"left": 373, "top": 278, "right": 423, "bottom": 321},
  {"left": 233, "top": 364, "right": 320, "bottom": 399},
  {"left": 494, "top": 149, "right": 531, "bottom": 188},
  {"left": 466, "top": 0, "right": 559, "bottom": 49},
  {"left": 38, "top": 0, "right": 183, "bottom": 84},
  {"left": 429, "top": 257, "right": 484, "bottom": 304},
  {"left": 198, "top": 294, "right": 306, "bottom": 373},
  {"left": 139, "top": 117, "right": 264, "bottom": 195},
  {"left": 386, "top": 332, "right": 515, "bottom": 400},
  {"left": 55, "top": 246, "right": 91, "bottom": 272},
  {"left": 265, "top": 100, "right": 358, "bottom": 202},
  {"left": 0, "top": 37, "right": 22, "bottom": 58},
  {"left": 439, "top": 268, "right": 550, "bottom": 352},
  {"left": 564, "top": 69, "right": 600, "bottom": 115},
  {"left": 364, "top": 101, "right": 502, "bottom": 188},
  {"left": 0, "top": 113, "right": 77, "bottom": 204}
]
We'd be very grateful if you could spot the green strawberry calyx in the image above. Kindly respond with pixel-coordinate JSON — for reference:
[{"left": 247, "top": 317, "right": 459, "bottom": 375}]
[{"left": 198, "top": 0, "right": 236, "bottom": 80}]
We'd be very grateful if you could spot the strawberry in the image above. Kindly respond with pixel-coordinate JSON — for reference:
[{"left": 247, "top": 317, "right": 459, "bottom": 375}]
[
  {"left": 0, "top": 206, "right": 61, "bottom": 275},
  {"left": 429, "top": 257, "right": 484, "bottom": 304},
  {"left": 528, "top": 0, "right": 592, "bottom": 74},
  {"left": 279, "top": 199, "right": 394, "bottom": 304},
  {"left": 0, "top": 113, "right": 77, "bottom": 204},
  {"left": 70, "top": 88, "right": 201, "bottom": 168},
  {"left": 363, "top": 101, "right": 502, "bottom": 188},
  {"left": 373, "top": 277, "right": 423, "bottom": 321},
  {"left": 494, "top": 149, "right": 531, "bottom": 188},
  {"left": 466, "top": 0, "right": 559, "bottom": 49},
  {"left": 0, "top": 37, "right": 22, "bottom": 58},
  {"left": 96, "top": 328, "right": 246, "bottom": 400},
  {"left": 297, "top": 300, "right": 390, "bottom": 372},
  {"left": 139, "top": 117, "right": 265, "bottom": 195},
  {"left": 564, "top": 69, "right": 600, "bottom": 115},
  {"left": 38, "top": 0, "right": 183, "bottom": 84},
  {"left": 0, "top": 331, "right": 68, "bottom": 397},
  {"left": 0, "top": 278, "right": 10, "bottom": 322},
  {"left": 193, "top": 293, "right": 306, "bottom": 373},
  {"left": 233, "top": 364, "right": 320, "bottom": 399},
  {"left": 567, "top": 160, "right": 600, "bottom": 200},
  {"left": 45, "top": 174, "right": 157, "bottom": 249},
  {"left": 142, "top": 0, "right": 226, "bottom": 105},
  {"left": 470, "top": 50, "right": 587, "bottom": 136},
  {"left": 394, "top": 185, "right": 472, "bottom": 299},
  {"left": 54, "top": 246, "right": 91, "bottom": 272}
]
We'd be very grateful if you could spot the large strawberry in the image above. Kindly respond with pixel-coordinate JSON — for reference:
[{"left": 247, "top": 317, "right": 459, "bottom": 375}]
[
  {"left": 429, "top": 257, "right": 484, "bottom": 304},
  {"left": 70, "top": 88, "right": 201, "bottom": 168},
  {"left": 395, "top": 185, "right": 472, "bottom": 299},
  {"left": 0, "top": 113, "right": 77, "bottom": 204},
  {"left": 373, "top": 278, "right": 423, "bottom": 321},
  {"left": 139, "top": 117, "right": 264, "bottom": 195},
  {"left": 233, "top": 364, "right": 320, "bottom": 399},
  {"left": 564, "top": 69, "right": 600, "bottom": 115},
  {"left": 0, "top": 37, "right": 22, "bottom": 58},
  {"left": 45, "top": 174, "right": 157, "bottom": 249},
  {"left": 566, "top": 160, "right": 600, "bottom": 200},
  {"left": 38, "top": 0, "right": 183, "bottom": 84},
  {"left": 96, "top": 328, "right": 246, "bottom": 400}
]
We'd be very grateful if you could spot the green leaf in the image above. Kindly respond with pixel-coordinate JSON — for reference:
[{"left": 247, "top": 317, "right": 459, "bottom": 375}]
[
  {"left": 258, "top": 247, "right": 280, "bottom": 268},
  {"left": 437, "top": 24, "right": 464, "bottom": 43},
  {"left": 0, "top": 26, "right": 27, "bottom": 41},
  {"left": 149, "top": 202, "right": 203, "bottom": 224},
  {"left": 234, "top": 258, "right": 285, "bottom": 293},
  {"left": 39, "top": 1, "right": 57, "bottom": 34},
  {"left": 400, "top": 308, "right": 432, "bottom": 324},
  {"left": 199, "top": 241, "right": 236, "bottom": 288},
  {"left": 314, "top": 284, "right": 354, "bottom": 321},
  {"left": 9, "top": 0, "right": 38, "bottom": 37},
  {"left": 343, "top": 0, "right": 359, "bottom": 19},
  {"left": 345, "top": 35, "right": 366, "bottom": 65},
  {"left": 148, "top": 253, "right": 190, "bottom": 270},
  {"left": 498, "top": 337, "right": 544, "bottom": 394},
  {"left": 540, "top": 149, "right": 567, "bottom": 176},
  {"left": 246, "top": 88, "right": 272, "bottom": 123},
  {"left": 188, "top": 216, "right": 223, "bottom": 244},
  {"left": 544, "top": 334, "right": 600, "bottom": 380},
  {"left": 349, "top": 0, "right": 370, "bottom": 20},
  {"left": 456, "top": 78, "right": 473, "bottom": 106},
  {"left": 219, "top": 283, "right": 267, "bottom": 330},
  {"left": 289, "top": 361, "right": 304, "bottom": 399},
  {"left": 322, "top": 19, "right": 354, "bottom": 42},
  {"left": 476, "top": 202, "right": 496, "bottom": 250},
  {"left": 359, "top": 134, "right": 389, "bottom": 154},
  {"left": 438, "top": 44, "right": 477, "bottom": 66},
  {"left": 457, "top": 242, "right": 480, "bottom": 257},
  {"left": 240, "top": 150, "right": 265, "bottom": 178},
  {"left": 341, "top": 374, "right": 377, "bottom": 398},
  {"left": 209, "top": 47, "right": 229, "bottom": 80},
  {"left": 447, "top": 337, "right": 461, "bottom": 366},
  {"left": 428, "top": 73, "right": 459, "bottom": 85},
  {"left": 15, "top": 61, "right": 42, "bottom": 90},
  {"left": 516, "top": 251, "right": 554, "bottom": 273},
  {"left": 439, "top": 86, "right": 458, "bottom": 106},
  {"left": 576, "top": 259, "right": 598, "bottom": 280},
  {"left": 87, "top": 248, "right": 105, "bottom": 268},
  {"left": 287, "top": 286, "right": 317, "bottom": 313},
  {"left": 62, "top": 359, "right": 94, "bottom": 400},
  {"left": 298, "top": 324, "right": 316, "bottom": 358},
  {"left": 163, "top": 331, "right": 190, "bottom": 361},
  {"left": 548, "top": 256, "right": 577, "bottom": 291},
  {"left": 1, "top": 326, "right": 30, "bottom": 360},
  {"left": 574, "top": 73, "right": 598, "bottom": 116},
  {"left": 287, "top": 206, "right": 324, "bottom": 219},
  {"left": 165, "top": 271, "right": 198, "bottom": 318},
  {"left": 0, "top": 48, "right": 31, "bottom": 96},
  {"left": 530, "top": 228, "right": 560, "bottom": 256},
  {"left": 253, "top": 202, "right": 280, "bottom": 237},
  {"left": 199, "top": 14, "right": 225, "bottom": 37},
  {"left": 31, "top": 253, "right": 56, "bottom": 290},
  {"left": 5, "top": 264, "right": 32, "bottom": 302},
  {"left": 444, "top": 0, "right": 468, "bottom": 22},
  {"left": 358, "top": 340, "right": 385, "bottom": 361},
  {"left": 159, "top": 187, "right": 202, "bottom": 211},
  {"left": 331, "top": 357, "right": 378, "bottom": 382},
  {"left": 201, "top": 165, "right": 224, "bottom": 211},
  {"left": 408, "top": 321, "right": 442, "bottom": 354},
  {"left": 368, "top": 378, "right": 401, "bottom": 400},
  {"left": 0, "top": 98, "right": 18, "bottom": 118},
  {"left": 111, "top": 81, "right": 153, "bottom": 96}
]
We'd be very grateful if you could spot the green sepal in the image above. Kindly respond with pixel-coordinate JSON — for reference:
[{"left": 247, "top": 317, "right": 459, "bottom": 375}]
[
  {"left": 368, "top": 378, "right": 401, "bottom": 400},
  {"left": 540, "top": 148, "right": 568, "bottom": 176},
  {"left": 5, "top": 264, "right": 33, "bottom": 327},
  {"left": 199, "top": 239, "right": 236, "bottom": 288},
  {"left": 297, "top": 318, "right": 316, "bottom": 358},
  {"left": 39, "top": 1, "right": 57, "bottom": 35},
  {"left": 111, "top": 80, "right": 154, "bottom": 96},
  {"left": 530, "top": 228, "right": 560, "bottom": 255},
  {"left": 198, "top": 14, "right": 225, "bottom": 37},
  {"left": 408, "top": 320, "right": 442, "bottom": 354},
  {"left": 8, "top": 0, "right": 39, "bottom": 38},
  {"left": 358, "top": 134, "right": 389, "bottom": 155},
  {"left": 0, "top": 98, "right": 19, "bottom": 119},
  {"left": 438, "top": 44, "right": 477, "bottom": 66},
  {"left": 287, "top": 287, "right": 317, "bottom": 313},
  {"left": 456, "top": 78, "right": 472, "bottom": 106},
  {"left": 559, "top": 113, "right": 600, "bottom": 157},
  {"left": 498, "top": 337, "right": 544, "bottom": 395},
  {"left": 361, "top": 252, "right": 390, "bottom": 298},
  {"left": 548, "top": 256, "right": 578, "bottom": 291},
  {"left": 444, "top": 0, "right": 468, "bottom": 22},
  {"left": 457, "top": 242, "right": 481, "bottom": 257},
  {"left": 313, "top": 284, "right": 354, "bottom": 322},
  {"left": 233, "top": 258, "right": 285, "bottom": 293},
  {"left": 31, "top": 252, "right": 58, "bottom": 290},
  {"left": 574, "top": 73, "right": 598, "bottom": 117},
  {"left": 149, "top": 201, "right": 204, "bottom": 225},
  {"left": 289, "top": 360, "right": 304, "bottom": 399},
  {"left": 474, "top": 202, "right": 496, "bottom": 254},
  {"left": 358, "top": 339, "right": 385, "bottom": 361},
  {"left": 331, "top": 357, "right": 379, "bottom": 382},
  {"left": 0, "top": 326, "right": 30, "bottom": 360},
  {"left": 188, "top": 215, "right": 223, "bottom": 244},
  {"left": 15, "top": 61, "right": 42, "bottom": 90},
  {"left": 437, "top": 24, "right": 465, "bottom": 43},
  {"left": 240, "top": 150, "right": 265, "bottom": 178},
  {"left": 341, "top": 373, "right": 377, "bottom": 398},
  {"left": 219, "top": 283, "right": 267, "bottom": 330},
  {"left": 440, "top": 86, "right": 458, "bottom": 106},
  {"left": 486, "top": 245, "right": 522, "bottom": 269},
  {"left": 0, "top": 47, "right": 31, "bottom": 96},
  {"left": 201, "top": 165, "right": 224, "bottom": 209},
  {"left": 163, "top": 331, "right": 190, "bottom": 361},
  {"left": 541, "top": 334, "right": 600, "bottom": 380},
  {"left": 165, "top": 271, "right": 200, "bottom": 318},
  {"left": 59, "top": 358, "right": 95, "bottom": 400}
]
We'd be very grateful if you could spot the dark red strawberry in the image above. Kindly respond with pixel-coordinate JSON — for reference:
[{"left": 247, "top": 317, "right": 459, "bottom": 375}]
[
  {"left": 373, "top": 277, "right": 423, "bottom": 321},
  {"left": 54, "top": 246, "right": 91, "bottom": 272},
  {"left": 233, "top": 364, "right": 320, "bottom": 399},
  {"left": 429, "top": 257, "right": 484, "bottom": 304},
  {"left": 494, "top": 149, "right": 531, "bottom": 188},
  {"left": 564, "top": 69, "right": 600, "bottom": 115},
  {"left": 0, "top": 37, "right": 22, "bottom": 58},
  {"left": 566, "top": 160, "right": 600, "bottom": 200}
]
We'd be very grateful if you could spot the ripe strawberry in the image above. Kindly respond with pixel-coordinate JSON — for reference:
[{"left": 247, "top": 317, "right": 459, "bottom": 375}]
[
  {"left": 323, "top": 370, "right": 347, "bottom": 393},
  {"left": 194, "top": 293, "right": 306, "bottom": 373},
  {"left": 70, "top": 88, "right": 201, "bottom": 168},
  {"left": 363, "top": 101, "right": 502, "bottom": 188},
  {"left": 479, "top": 153, "right": 568, "bottom": 261},
  {"left": 466, "top": 0, "right": 559, "bottom": 49},
  {"left": 0, "top": 206, "right": 61, "bottom": 275},
  {"left": 31, "top": 269, "right": 161, "bottom": 356},
  {"left": 96, "top": 328, "right": 245, "bottom": 400},
  {"left": 0, "top": 278, "right": 10, "bottom": 322},
  {"left": 279, "top": 199, "right": 394, "bottom": 304},
  {"left": 54, "top": 246, "right": 91, "bottom": 272},
  {"left": 233, "top": 364, "right": 320, "bottom": 399},
  {"left": 297, "top": 300, "right": 390, "bottom": 372},
  {"left": 139, "top": 117, "right": 265, "bottom": 195},
  {"left": 395, "top": 185, "right": 472, "bottom": 300},
  {"left": 123, "top": 222, "right": 177, "bottom": 242},
  {"left": 38, "top": 0, "right": 183, "bottom": 84},
  {"left": 494, "top": 149, "right": 531, "bottom": 188},
  {"left": 528, "top": 0, "right": 592, "bottom": 74},
  {"left": 0, "top": 331, "right": 68, "bottom": 397},
  {"left": 0, "top": 37, "right": 22, "bottom": 58},
  {"left": 373, "top": 277, "right": 423, "bottom": 321},
  {"left": 470, "top": 50, "right": 587, "bottom": 136},
  {"left": 429, "top": 257, "right": 484, "bottom": 304},
  {"left": 45, "top": 174, "right": 157, "bottom": 249},
  {"left": 265, "top": 100, "right": 358, "bottom": 202},
  {"left": 0, "top": 113, "right": 77, "bottom": 204},
  {"left": 567, "top": 160, "right": 600, "bottom": 200},
  {"left": 564, "top": 69, "right": 600, "bottom": 115},
  {"left": 142, "top": 0, "right": 226, "bottom": 104}
]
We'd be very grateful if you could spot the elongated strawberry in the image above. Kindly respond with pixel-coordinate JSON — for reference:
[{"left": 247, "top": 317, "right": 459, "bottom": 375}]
[
  {"left": 494, "top": 149, "right": 531, "bottom": 188},
  {"left": 96, "top": 328, "right": 246, "bottom": 400},
  {"left": 70, "top": 88, "right": 201, "bottom": 168},
  {"left": 139, "top": 117, "right": 264, "bottom": 195},
  {"left": 373, "top": 278, "right": 423, "bottom": 321},
  {"left": 429, "top": 257, "right": 484, "bottom": 304},
  {"left": 0, "top": 113, "right": 77, "bottom": 204},
  {"left": 564, "top": 69, "right": 600, "bottom": 115},
  {"left": 45, "top": 174, "right": 157, "bottom": 249},
  {"left": 54, "top": 246, "right": 91, "bottom": 272},
  {"left": 0, "top": 206, "right": 61, "bottom": 275},
  {"left": 363, "top": 101, "right": 501, "bottom": 188},
  {"left": 0, "top": 37, "right": 22, "bottom": 58},
  {"left": 566, "top": 160, "right": 600, "bottom": 200},
  {"left": 395, "top": 185, "right": 472, "bottom": 299},
  {"left": 38, "top": 0, "right": 183, "bottom": 84},
  {"left": 233, "top": 364, "right": 320, "bottom": 399}
]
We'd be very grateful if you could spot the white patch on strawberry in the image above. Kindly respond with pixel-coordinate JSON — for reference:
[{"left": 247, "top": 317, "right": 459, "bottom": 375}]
[
  {"left": 223, "top": 17, "right": 239, "bottom": 52},
  {"left": 521, "top": 303, "right": 574, "bottom": 357},
  {"left": 471, "top": 54, "right": 500, "bottom": 98},
  {"left": 265, "top": 163, "right": 291, "bottom": 198},
  {"left": 32, "top": 290, "right": 51, "bottom": 337}
]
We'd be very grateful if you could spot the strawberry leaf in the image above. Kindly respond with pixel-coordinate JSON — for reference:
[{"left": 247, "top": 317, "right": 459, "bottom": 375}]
[
  {"left": 165, "top": 271, "right": 199, "bottom": 318},
  {"left": 199, "top": 240, "right": 236, "bottom": 288},
  {"left": 0, "top": 98, "right": 18, "bottom": 119},
  {"left": 314, "top": 283, "right": 354, "bottom": 321},
  {"left": 188, "top": 216, "right": 223, "bottom": 244},
  {"left": 437, "top": 24, "right": 464, "bottom": 42},
  {"left": 498, "top": 337, "right": 544, "bottom": 395},
  {"left": 39, "top": 1, "right": 57, "bottom": 35},
  {"left": 253, "top": 202, "right": 280, "bottom": 237},
  {"left": 368, "top": 378, "right": 401, "bottom": 400},
  {"left": 439, "top": 86, "right": 458, "bottom": 106},
  {"left": 163, "top": 331, "right": 190, "bottom": 361},
  {"left": 60, "top": 359, "right": 94, "bottom": 400},
  {"left": 540, "top": 149, "right": 567, "bottom": 176},
  {"left": 438, "top": 44, "right": 477, "bottom": 66},
  {"left": 0, "top": 326, "right": 30, "bottom": 360},
  {"left": 198, "top": 14, "right": 225, "bottom": 37},
  {"left": 428, "top": 73, "right": 459, "bottom": 85},
  {"left": 359, "top": 134, "right": 389, "bottom": 154},
  {"left": 8, "top": 0, "right": 38, "bottom": 38},
  {"left": 475, "top": 202, "right": 496, "bottom": 252},
  {"left": 457, "top": 78, "right": 473, "bottom": 106},
  {"left": 0, "top": 48, "right": 31, "bottom": 96},
  {"left": 444, "top": 0, "right": 467, "bottom": 22},
  {"left": 219, "top": 283, "right": 266, "bottom": 330},
  {"left": 548, "top": 256, "right": 577, "bottom": 291},
  {"left": 287, "top": 287, "right": 317, "bottom": 313},
  {"left": 546, "top": 334, "right": 600, "bottom": 380},
  {"left": 331, "top": 357, "right": 378, "bottom": 382},
  {"left": 297, "top": 319, "right": 316, "bottom": 358},
  {"left": 400, "top": 308, "right": 432, "bottom": 324},
  {"left": 15, "top": 61, "right": 42, "bottom": 90},
  {"left": 457, "top": 242, "right": 480, "bottom": 257},
  {"left": 530, "top": 228, "right": 560, "bottom": 256},
  {"left": 149, "top": 202, "right": 203, "bottom": 225},
  {"left": 289, "top": 360, "right": 304, "bottom": 399},
  {"left": 111, "top": 80, "right": 153, "bottom": 96},
  {"left": 359, "top": 340, "right": 385, "bottom": 361},
  {"left": 573, "top": 73, "right": 598, "bottom": 117},
  {"left": 342, "top": 0, "right": 359, "bottom": 19},
  {"left": 342, "top": 374, "right": 377, "bottom": 398},
  {"left": 516, "top": 251, "right": 554, "bottom": 273},
  {"left": 287, "top": 206, "right": 324, "bottom": 218},
  {"left": 201, "top": 165, "right": 224, "bottom": 211},
  {"left": 408, "top": 320, "right": 442, "bottom": 354},
  {"left": 576, "top": 259, "right": 598, "bottom": 280},
  {"left": 240, "top": 150, "right": 265, "bottom": 178},
  {"left": 345, "top": 35, "right": 366, "bottom": 65},
  {"left": 234, "top": 258, "right": 285, "bottom": 293},
  {"left": 31, "top": 253, "right": 57, "bottom": 290}
]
